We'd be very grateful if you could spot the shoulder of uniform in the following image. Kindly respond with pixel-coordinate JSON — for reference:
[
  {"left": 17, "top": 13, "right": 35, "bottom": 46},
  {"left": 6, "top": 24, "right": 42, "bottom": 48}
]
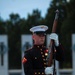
[{"left": 25, "top": 47, "right": 33, "bottom": 53}]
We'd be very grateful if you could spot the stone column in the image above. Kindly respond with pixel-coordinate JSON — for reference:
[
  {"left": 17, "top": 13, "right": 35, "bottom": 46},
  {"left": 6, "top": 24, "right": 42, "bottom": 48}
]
[
  {"left": 0, "top": 35, "right": 8, "bottom": 75},
  {"left": 72, "top": 34, "right": 75, "bottom": 75}
]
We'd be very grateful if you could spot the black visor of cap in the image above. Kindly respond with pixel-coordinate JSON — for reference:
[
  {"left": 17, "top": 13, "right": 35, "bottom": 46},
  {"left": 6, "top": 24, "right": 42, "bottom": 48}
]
[{"left": 34, "top": 31, "right": 46, "bottom": 35}]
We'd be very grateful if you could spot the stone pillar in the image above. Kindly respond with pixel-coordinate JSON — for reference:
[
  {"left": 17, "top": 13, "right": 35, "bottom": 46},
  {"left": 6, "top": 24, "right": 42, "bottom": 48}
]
[
  {"left": 72, "top": 34, "right": 75, "bottom": 75},
  {"left": 21, "top": 35, "right": 33, "bottom": 75},
  {"left": 0, "top": 35, "right": 8, "bottom": 75}
]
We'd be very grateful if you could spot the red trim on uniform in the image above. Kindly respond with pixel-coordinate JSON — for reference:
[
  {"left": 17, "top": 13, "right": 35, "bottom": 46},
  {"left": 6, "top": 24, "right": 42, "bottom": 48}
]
[{"left": 44, "top": 49, "right": 48, "bottom": 53}]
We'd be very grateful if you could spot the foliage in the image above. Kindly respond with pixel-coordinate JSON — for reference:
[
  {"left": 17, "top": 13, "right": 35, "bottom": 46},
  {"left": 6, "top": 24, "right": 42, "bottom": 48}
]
[{"left": 60, "top": 0, "right": 75, "bottom": 68}]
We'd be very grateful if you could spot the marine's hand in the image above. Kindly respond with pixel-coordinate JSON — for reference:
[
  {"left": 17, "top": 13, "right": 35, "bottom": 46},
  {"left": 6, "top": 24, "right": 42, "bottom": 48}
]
[
  {"left": 45, "top": 66, "right": 53, "bottom": 75},
  {"left": 49, "top": 33, "right": 59, "bottom": 46}
]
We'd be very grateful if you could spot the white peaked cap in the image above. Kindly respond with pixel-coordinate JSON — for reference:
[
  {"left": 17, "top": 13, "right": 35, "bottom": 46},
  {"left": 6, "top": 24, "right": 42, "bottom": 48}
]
[{"left": 30, "top": 25, "right": 48, "bottom": 33}]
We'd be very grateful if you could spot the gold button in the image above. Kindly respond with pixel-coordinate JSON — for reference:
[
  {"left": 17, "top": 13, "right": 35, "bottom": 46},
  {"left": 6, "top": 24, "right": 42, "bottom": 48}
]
[
  {"left": 55, "top": 49, "right": 56, "bottom": 52},
  {"left": 41, "top": 52, "right": 43, "bottom": 54},
  {"left": 45, "top": 53, "right": 48, "bottom": 56},
  {"left": 43, "top": 59, "right": 45, "bottom": 61},
  {"left": 42, "top": 55, "right": 44, "bottom": 57},
  {"left": 42, "top": 72, "right": 44, "bottom": 74},
  {"left": 38, "top": 72, "right": 40, "bottom": 74},
  {"left": 40, "top": 49, "right": 42, "bottom": 51},
  {"left": 44, "top": 63, "right": 46, "bottom": 65},
  {"left": 35, "top": 72, "right": 37, "bottom": 74},
  {"left": 35, "top": 57, "right": 37, "bottom": 59},
  {"left": 37, "top": 46, "right": 39, "bottom": 48}
]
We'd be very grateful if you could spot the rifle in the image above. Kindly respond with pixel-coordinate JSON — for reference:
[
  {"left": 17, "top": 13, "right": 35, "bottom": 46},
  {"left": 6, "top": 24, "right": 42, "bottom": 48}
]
[{"left": 46, "top": 10, "right": 59, "bottom": 75}]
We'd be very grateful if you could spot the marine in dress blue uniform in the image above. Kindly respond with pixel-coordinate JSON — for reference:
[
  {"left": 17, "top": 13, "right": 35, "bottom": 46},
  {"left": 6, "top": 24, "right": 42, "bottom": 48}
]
[{"left": 22, "top": 25, "right": 64, "bottom": 75}]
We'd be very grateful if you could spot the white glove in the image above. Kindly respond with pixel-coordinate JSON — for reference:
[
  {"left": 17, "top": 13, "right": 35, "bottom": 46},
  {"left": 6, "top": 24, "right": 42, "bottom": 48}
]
[
  {"left": 45, "top": 65, "right": 53, "bottom": 75},
  {"left": 50, "top": 33, "right": 59, "bottom": 46}
]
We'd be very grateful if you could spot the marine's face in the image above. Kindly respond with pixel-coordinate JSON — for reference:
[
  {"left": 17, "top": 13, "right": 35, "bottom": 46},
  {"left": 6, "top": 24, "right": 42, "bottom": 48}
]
[{"left": 32, "top": 33, "right": 45, "bottom": 45}]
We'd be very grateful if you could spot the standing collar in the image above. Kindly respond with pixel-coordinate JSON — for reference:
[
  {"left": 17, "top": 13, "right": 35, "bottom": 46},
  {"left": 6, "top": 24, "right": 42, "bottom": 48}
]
[{"left": 33, "top": 44, "right": 44, "bottom": 48}]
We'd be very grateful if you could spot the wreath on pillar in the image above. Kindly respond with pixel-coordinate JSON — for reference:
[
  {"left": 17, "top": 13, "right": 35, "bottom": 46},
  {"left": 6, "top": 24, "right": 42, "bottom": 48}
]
[
  {"left": 0, "top": 42, "right": 8, "bottom": 54},
  {"left": 22, "top": 42, "right": 32, "bottom": 52}
]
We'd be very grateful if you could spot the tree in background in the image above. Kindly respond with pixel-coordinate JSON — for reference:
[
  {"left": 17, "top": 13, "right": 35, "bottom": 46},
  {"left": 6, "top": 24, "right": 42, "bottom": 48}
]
[
  {"left": 45, "top": 0, "right": 67, "bottom": 34},
  {"left": 60, "top": 0, "right": 75, "bottom": 68}
]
